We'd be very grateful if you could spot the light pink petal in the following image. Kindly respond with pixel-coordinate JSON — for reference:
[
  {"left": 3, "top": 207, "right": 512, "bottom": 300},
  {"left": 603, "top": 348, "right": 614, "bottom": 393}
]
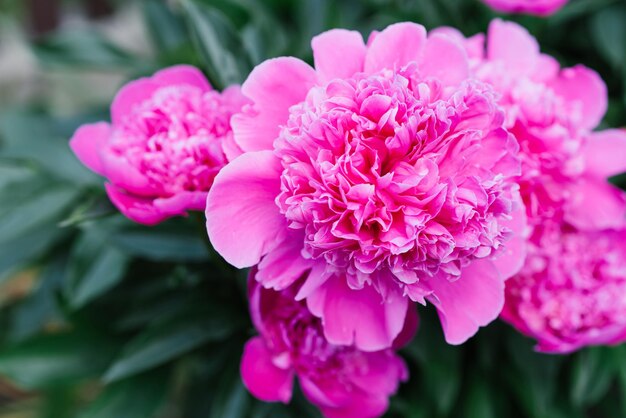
[
  {"left": 105, "top": 184, "right": 167, "bottom": 225},
  {"left": 427, "top": 259, "right": 504, "bottom": 345},
  {"left": 240, "top": 337, "right": 294, "bottom": 403},
  {"left": 564, "top": 177, "right": 626, "bottom": 230},
  {"left": 312, "top": 29, "right": 366, "bottom": 84},
  {"left": 232, "top": 57, "right": 317, "bottom": 153},
  {"left": 306, "top": 275, "right": 409, "bottom": 351},
  {"left": 487, "top": 19, "right": 539, "bottom": 77},
  {"left": 153, "top": 191, "right": 207, "bottom": 214},
  {"left": 256, "top": 232, "right": 314, "bottom": 291},
  {"left": 550, "top": 65, "right": 607, "bottom": 130},
  {"left": 69, "top": 122, "right": 111, "bottom": 175},
  {"left": 420, "top": 34, "right": 469, "bottom": 85},
  {"left": 492, "top": 199, "right": 527, "bottom": 280},
  {"left": 205, "top": 151, "right": 286, "bottom": 268},
  {"left": 583, "top": 129, "right": 626, "bottom": 179},
  {"left": 110, "top": 78, "right": 160, "bottom": 125},
  {"left": 152, "top": 65, "right": 211, "bottom": 91},
  {"left": 364, "top": 22, "right": 427, "bottom": 73},
  {"left": 531, "top": 54, "right": 560, "bottom": 82}
]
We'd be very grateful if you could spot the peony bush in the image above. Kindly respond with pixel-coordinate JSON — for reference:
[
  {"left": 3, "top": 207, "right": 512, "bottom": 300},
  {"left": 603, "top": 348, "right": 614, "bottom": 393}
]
[{"left": 0, "top": 0, "right": 624, "bottom": 417}]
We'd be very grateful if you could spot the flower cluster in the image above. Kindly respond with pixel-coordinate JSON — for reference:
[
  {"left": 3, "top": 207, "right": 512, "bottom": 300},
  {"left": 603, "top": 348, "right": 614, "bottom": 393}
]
[{"left": 70, "top": 17, "right": 626, "bottom": 418}]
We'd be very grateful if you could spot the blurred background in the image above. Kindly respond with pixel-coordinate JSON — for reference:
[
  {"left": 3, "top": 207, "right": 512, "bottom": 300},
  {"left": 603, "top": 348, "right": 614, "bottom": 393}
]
[{"left": 0, "top": 0, "right": 624, "bottom": 417}]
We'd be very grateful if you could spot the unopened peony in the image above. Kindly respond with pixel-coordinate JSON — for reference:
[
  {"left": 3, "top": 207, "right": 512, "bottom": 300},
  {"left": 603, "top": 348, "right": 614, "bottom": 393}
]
[
  {"left": 70, "top": 65, "right": 247, "bottom": 225},
  {"left": 241, "top": 272, "right": 413, "bottom": 418},
  {"left": 481, "top": 0, "right": 568, "bottom": 16},
  {"left": 207, "top": 23, "right": 526, "bottom": 349},
  {"left": 502, "top": 223, "right": 626, "bottom": 353},
  {"left": 435, "top": 20, "right": 626, "bottom": 231}
]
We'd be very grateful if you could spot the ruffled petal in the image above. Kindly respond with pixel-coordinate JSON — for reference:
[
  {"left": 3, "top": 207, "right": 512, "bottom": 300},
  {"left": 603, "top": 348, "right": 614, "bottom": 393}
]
[
  {"left": 69, "top": 122, "right": 111, "bottom": 175},
  {"left": 583, "top": 129, "right": 626, "bottom": 179},
  {"left": 105, "top": 184, "right": 167, "bottom": 226},
  {"left": 240, "top": 337, "right": 294, "bottom": 403},
  {"left": 564, "top": 177, "right": 626, "bottom": 230},
  {"left": 153, "top": 191, "right": 207, "bottom": 214},
  {"left": 364, "top": 22, "right": 427, "bottom": 73},
  {"left": 427, "top": 259, "right": 504, "bottom": 345},
  {"left": 550, "top": 65, "right": 607, "bottom": 130},
  {"left": 206, "top": 151, "right": 287, "bottom": 268},
  {"left": 231, "top": 57, "right": 317, "bottom": 153},
  {"left": 110, "top": 78, "right": 160, "bottom": 125},
  {"left": 306, "top": 275, "right": 409, "bottom": 351},
  {"left": 256, "top": 232, "right": 314, "bottom": 291},
  {"left": 492, "top": 200, "right": 527, "bottom": 280},
  {"left": 312, "top": 29, "right": 366, "bottom": 84}
]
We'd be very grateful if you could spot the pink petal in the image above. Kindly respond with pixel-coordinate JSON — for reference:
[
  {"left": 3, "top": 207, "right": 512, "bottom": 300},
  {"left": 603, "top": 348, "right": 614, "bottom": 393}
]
[
  {"left": 487, "top": 19, "right": 539, "bottom": 77},
  {"left": 564, "top": 177, "right": 626, "bottom": 230},
  {"left": 319, "top": 394, "right": 390, "bottom": 418},
  {"left": 232, "top": 57, "right": 317, "bottom": 153},
  {"left": 152, "top": 65, "right": 211, "bottom": 91},
  {"left": 427, "top": 259, "right": 504, "bottom": 345},
  {"left": 69, "top": 122, "right": 111, "bottom": 175},
  {"left": 420, "top": 34, "right": 469, "bottom": 86},
  {"left": 364, "top": 22, "right": 426, "bottom": 73},
  {"left": 312, "top": 29, "right": 366, "bottom": 84},
  {"left": 240, "top": 337, "right": 294, "bottom": 403},
  {"left": 392, "top": 304, "right": 419, "bottom": 349},
  {"left": 583, "top": 129, "right": 626, "bottom": 179},
  {"left": 105, "top": 184, "right": 167, "bottom": 225},
  {"left": 491, "top": 200, "right": 527, "bottom": 280},
  {"left": 153, "top": 191, "right": 207, "bottom": 214},
  {"left": 306, "top": 275, "right": 409, "bottom": 351},
  {"left": 110, "top": 78, "right": 160, "bottom": 125},
  {"left": 550, "top": 65, "right": 607, "bottom": 130},
  {"left": 256, "top": 232, "right": 314, "bottom": 291},
  {"left": 100, "top": 150, "right": 157, "bottom": 196},
  {"left": 205, "top": 151, "right": 287, "bottom": 268}
]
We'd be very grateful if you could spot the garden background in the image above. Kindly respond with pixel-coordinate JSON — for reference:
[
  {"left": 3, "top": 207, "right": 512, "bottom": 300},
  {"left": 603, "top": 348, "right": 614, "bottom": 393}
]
[{"left": 0, "top": 0, "right": 625, "bottom": 417}]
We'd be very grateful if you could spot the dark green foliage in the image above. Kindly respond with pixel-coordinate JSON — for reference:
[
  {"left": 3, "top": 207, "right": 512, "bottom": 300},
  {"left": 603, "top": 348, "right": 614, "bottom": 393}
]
[{"left": 0, "top": 0, "right": 624, "bottom": 417}]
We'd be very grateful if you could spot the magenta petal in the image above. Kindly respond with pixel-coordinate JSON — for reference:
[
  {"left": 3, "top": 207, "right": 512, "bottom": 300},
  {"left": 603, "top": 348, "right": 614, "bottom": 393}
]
[
  {"left": 256, "top": 232, "right": 314, "bottom": 291},
  {"left": 550, "top": 65, "right": 607, "bottom": 130},
  {"left": 564, "top": 177, "right": 626, "bottom": 230},
  {"left": 240, "top": 337, "right": 294, "bottom": 403},
  {"left": 320, "top": 395, "right": 390, "bottom": 418},
  {"left": 427, "top": 259, "right": 504, "bottom": 345},
  {"left": 206, "top": 151, "right": 286, "bottom": 268},
  {"left": 312, "top": 29, "right": 366, "bottom": 84},
  {"left": 232, "top": 57, "right": 317, "bottom": 153},
  {"left": 105, "top": 184, "right": 167, "bottom": 225},
  {"left": 584, "top": 129, "right": 626, "bottom": 179},
  {"left": 110, "top": 78, "right": 160, "bottom": 125},
  {"left": 487, "top": 19, "right": 539, "bottom": 77},
  {"left": 307, "top": 275, "right": 409, "bottom": 351},
  {"left": 364, "top": 22, "right": 426, "bottom": 73},
  {"left": 492, "top": 201, "right": 527, "bottom": 280},
  {"left": 153, "top": 191, "right": 207, "bottom": 215},
  {"left": 152, "top": 65, "right": 211, "bottom": 91},
  {"left": 420, "top": 34, "right": 469, "bottom": 86},
  {"left": 69, "top": 122, "right": 111, "bottom": 175}
]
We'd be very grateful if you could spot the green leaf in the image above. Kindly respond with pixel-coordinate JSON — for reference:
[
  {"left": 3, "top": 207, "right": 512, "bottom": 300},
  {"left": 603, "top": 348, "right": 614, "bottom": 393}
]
[
  {"left": 65, "top": 228, "right": 131, "bottom": 309},
  {"left": 181, "top": 0, "right": 252, "bottom": 89},
  {"left": 32, "top": 29, "right": 138, "bottom": 69},
  {"left": 570, "top": 347, "right": 616, "bottom": 406},
  {"left": 463, "top": 370, "right": 496, "bottom": 418},
  {"left": 104, "top": 305, "right": 243, "bottom": 382},
  {"left": 591, "top": 4, "right": 625, "bottom": 69},
  {"left": 78, "top": 368, "right": 170, "bottom": 418},
  {"left": 209, "top": 367, "right": 251, "bottom": 418},
  {"left": 143, "top": 0, "right": 188, "bottom": 51},
  {"left": 0, "top": 330, "right": 116, "bottom": 390}
]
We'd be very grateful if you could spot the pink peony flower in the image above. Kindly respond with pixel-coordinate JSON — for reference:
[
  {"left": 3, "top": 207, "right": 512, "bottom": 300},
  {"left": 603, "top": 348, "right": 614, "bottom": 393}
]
[
  {"left": 435, "top": 20, "right": 626, "bottom": 232},
  {"left": 207, "top": 23, "right": 527, "bottom": 349},
  {"left": 70, "top": 65, "right": 248, "bottom": 225},
  {"left": 502, "top": 223, "right": 626, "bottom": 353},
  {"left": 481, "top": 0, "right": 568, "bottom": 16},
  {"left": 241, "top": 271, "right": 413, "bottom": 418}
]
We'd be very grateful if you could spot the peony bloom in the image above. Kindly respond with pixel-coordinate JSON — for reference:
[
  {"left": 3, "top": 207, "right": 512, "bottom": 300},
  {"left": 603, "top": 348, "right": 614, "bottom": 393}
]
[
  {"left": 481, "top": 0, "right": 568, "bottom": 16},
  {"left": 435, "top": 20, "right": 626, "bottom": 232},
  {"left": 207, "top": 23, "right": 527, "bottom": 349},
  {"left": 241, "top": 271, "right": 413, "bottom": 418},
  {"left": 502, "top": 223, "right": 626, "bottom": 353},
  {"left": 70, "top": 65, "right": 248, "bottom": 225}
]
